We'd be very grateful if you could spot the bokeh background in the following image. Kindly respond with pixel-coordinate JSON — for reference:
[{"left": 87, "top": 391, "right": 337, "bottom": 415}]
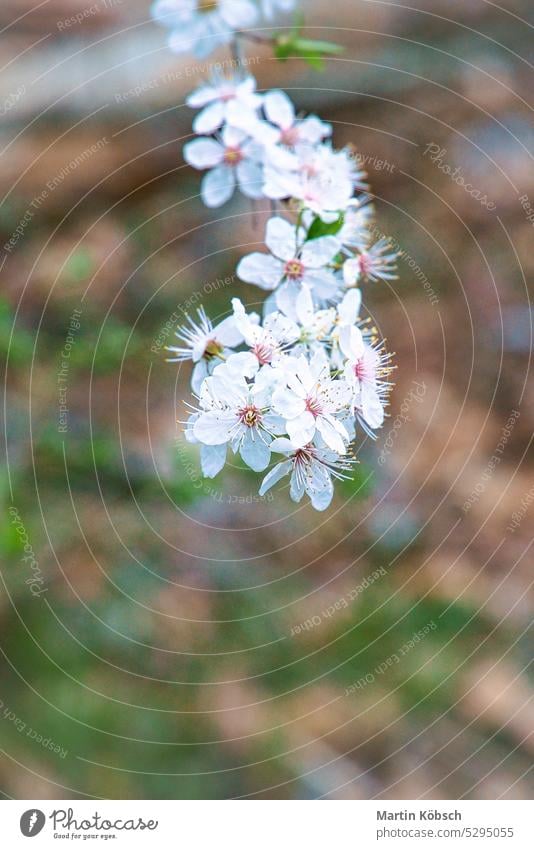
[{"left": 1, "top": 0, "right": 533, "bottom": 800}]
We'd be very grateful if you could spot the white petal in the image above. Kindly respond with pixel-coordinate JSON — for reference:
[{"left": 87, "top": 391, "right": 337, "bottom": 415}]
[
  {"left": 301, "top": 235, "right": 340, "bottom": 268},
  {"left": 286, "top": 411, "right": 316, "bottom": 448},
  {"left": 272, "top": 387, "right": 306, "bottom": 420},
  {"left": 339, "top": 325, "right": 364, "bottom": 360},
  {"left": 320, "top": 379, "right": 353, "bottom": 412},
  {"left": 191, "top": 360, "right": 208, "bottom": 395},
  {"left": 220, "top": 0, "right": 258, "bottom": 28},
  {"left": 316, "top": 416, "right": 347, "bottom": 454},
  {"left": 265, "top": 216, "right": 297, "bottom": 261},
  {"left": 193, "top": 411, "right": 236, "bottom": 445},
  {"left": 264, "top": 90, "right": 295, "bottom": 130},
  {"left": 201, "top": 443, "right": 227, "bottom": 478},
  {"left": 343, "top": 256, "right": 361, "bottom": 286},
  {"left": 187, "top": 83, "right": 218, "bottom": 108},
  {"left": 295, "top": 284, "right": 315, "bottom": 325},
  {"left": 193, "top": 101, "right": 226, "bottom": 135},
  {"left": 361, "top": 386, "right": 384, "bottom": 429},
  {"left": 270, "top": 437, "right": 294, "bottom": 454},
  {"left": 308, "top": 472, "right": 334, "bottom": 511},
  {"left": 274, "top": 281, "right": 299, "bottom": 321},
  {"left": 299, "top": 115, "right": 332, "bottom": 144},
  {"left": 289, "top": 470, "right": 305, "bottom": 503},
  {"left": 224, "top": 351, "right": 260, "bottom": 379},
  {"left": 201, "top": 166, "right": 235, "bottom": 207},
  {"left": 263, "top": 312, "right": 299, "bottom": 344},
  {"left": 338, "top": 288, "right": 362, "bottom": 325},
  {"left": 237, "top": 252, "right": 283, "bottom": 290},
  {"left": 214, "top": 315, "right": 243, "bottom": 348},
  {"left": 259, "top": 460, "right": 292, "bottom": 496},
  {"left": 240, "top": 432, "right": 271, "bottom": 472},
  {"left": 221, "top": 123, "right": 247, "bottom": 149},
  {"left": 183, "top": 137, "right": 223, "bottom": 169},
  {"left": 236, "top": 160, "right": 265, "bottom": 198},
  {"left": 303, "top": 269, "right": 338, "bottom": 300}
]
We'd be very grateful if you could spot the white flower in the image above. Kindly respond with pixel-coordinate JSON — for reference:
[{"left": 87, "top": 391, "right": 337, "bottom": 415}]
[
  {"left": 237, "top": 216, "right": 340, "bottom": 307},
  {"left": 259, "top": 0, "right": 297, "bottom": 19},
  {"left": 264, "top": 143, "right": 364, "bottom": 221},
  {"left": 184, "top": 125, "right": 264, "bottom": 207},
  {"left": 340, "top": 325, "right": 391, "bottom": 432},
  {"left": 272, "top": 351, "right": 352, "bottom": 453},
  {"left": 232, "top": 297, "right": 299, "bottom": 364},
  {"left": 151, "top": 0, "right": 258, "bottom": 58},
  {"left": 167, "top": 307, "right": 243, "bottom": 393},
  {"left": 187, "top": 74, "right": 262, "bottom": 135},
  {"left": 343, "top": 238, "right": 398, "bottom": 286},
  {"left": 264, "top": 90, "right": 331, "bottom": 147},
  {"left": 192, "top": 359, "right": 283, "bottom": 471},
  {"left": 259, "top": 437, "right": 355, "bottom": 511}
]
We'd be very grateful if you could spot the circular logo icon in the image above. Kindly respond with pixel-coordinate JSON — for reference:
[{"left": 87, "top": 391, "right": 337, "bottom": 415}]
[{"left": 20, "top": 810, "right": 46, "bottom": 837}]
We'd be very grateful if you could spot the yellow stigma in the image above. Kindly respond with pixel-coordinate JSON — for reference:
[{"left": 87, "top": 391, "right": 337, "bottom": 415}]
[{"left": 197, "top": 0, "right": 218, "bottom": 12}]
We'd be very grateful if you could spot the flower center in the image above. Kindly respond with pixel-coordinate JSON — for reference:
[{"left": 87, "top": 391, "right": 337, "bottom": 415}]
[
  {"left": 284, "top": 259, "right": 305, "bottom": 281},
  {"left": 353, "top": 357, "right": 368, "bottom": 381},
  {"left": 239, "top": 405, "right": 261, "bottom": 428},
  {"left": 223, "top": 146, "right": 244, "bottom": 166},
  {"left": 197, "top": 0, "right": 218, "bottom": 13},
  {"left": 280, "top": 125, "right": 300, "bottom": 146},
  {"left": 252, "top": 342, "right": 274, "bottom": 365},
  {"left": 358, "top": 252, "right": 372, "bottom": 276},
  {"left": 305, "top": 395, "right": 323, "bottom": 417},
  {"left": 203, "top": 339, "right": 224, "bottom": 361}
]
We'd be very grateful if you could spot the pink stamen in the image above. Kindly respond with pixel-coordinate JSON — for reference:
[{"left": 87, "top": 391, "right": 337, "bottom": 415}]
[{"left": 284, "top": 259, "right": 305, "bottom": 281}]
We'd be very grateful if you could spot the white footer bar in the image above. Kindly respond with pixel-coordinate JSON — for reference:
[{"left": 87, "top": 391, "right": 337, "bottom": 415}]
[{"left": 1, "top": 800, "right": 531, "bottom": 847}]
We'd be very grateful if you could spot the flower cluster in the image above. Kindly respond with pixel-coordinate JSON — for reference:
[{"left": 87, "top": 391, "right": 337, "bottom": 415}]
[{"left": 154, "top": 2, "right": 397, "bottom": 510}]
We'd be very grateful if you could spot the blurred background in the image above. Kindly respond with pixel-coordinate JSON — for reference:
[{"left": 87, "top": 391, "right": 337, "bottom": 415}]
[{"left": 0, "top": 0, "right": 533, "bottom": 800}]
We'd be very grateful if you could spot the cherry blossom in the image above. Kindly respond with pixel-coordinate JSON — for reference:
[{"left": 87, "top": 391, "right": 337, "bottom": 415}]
[
  {"left": 237, "top": 216, "right": 340, "bottom": 306},
  {"left": 167, "top": 307, "right": 243, "bottom": 393},
  {"left": 187, "top": 74, "right": 262, "bottom": 135},
  {"left": 259, "top": 437, "right": 355, "bottom": 510},
  {"left": 272, "top": 352, "right": 352, "bottom": 453},
  {"left": 184, "top": 125, "right": 264, "bottom": 206},
  {"left": 151, "top": 0, "right": 259, "bottom": 58}
]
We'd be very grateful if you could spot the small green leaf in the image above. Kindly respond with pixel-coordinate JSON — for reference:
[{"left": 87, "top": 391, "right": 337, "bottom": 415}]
[
  {"left": 274, "top": 32, "right": 343, "bottom": 69},
  {"left": 306, "top": 213, "right": 345, "bottom": 240}
]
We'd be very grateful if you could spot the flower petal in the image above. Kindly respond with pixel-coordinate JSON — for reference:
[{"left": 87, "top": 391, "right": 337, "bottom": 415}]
[
  {"left": 183, "top": 137, "right": 223, "bottom": 169},
  {"left": 265, "top": 216, "right": 297, "bottom": 261},
  {"left": 237, "top": 252, "right": 283, "bottom": 290},
  {"left": 339, "top": 325, "right": 364, "bottom": 360},
  {"left": 259, "top": 460, "right": 292, "bottom": 496},
  {"left": 220, "top": 0, "right": 258, "bottom": 28},
  {"left": 316, "top": 416, "right": 347, "bottom": 454},
  {"left": 201, "top": 443, "right": 227, "bottom": 478},
  {"left": 264, "top": 90, "right": 295, "bottom": 130},
  {"left": 240, "top": 431, "right": 271, "bottom": 472},
  {"left": 286, "top": 410, "right": 316, "bottom": 448},
  {"left": 338, "top": 288, "right": 362, "bottom": 325},
  {"left": 236, "top": 159, "right": 265, "bottom": 198},
  {"left": 272, "top": 387, "right": 306, "bottom": 420},
  {"left": 201, "top": 165, "right": 235, "bottom": 207},
  {"left": 193, "top": 101, "right": 226, "bottom": 135},
  {"left": 301, "top": 235, "right": 340, "bottom": 267},
  {"left": 193, "top": 411, "right": 236, "bottom": 445}
]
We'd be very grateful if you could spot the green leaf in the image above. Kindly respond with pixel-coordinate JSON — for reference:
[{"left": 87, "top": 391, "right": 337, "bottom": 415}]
[
  {"left": 306, "top": 213, "right": 345, "bottom": 240},
  {"left": 274, "top": 32, "right": 344, "bottom": 69}
]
